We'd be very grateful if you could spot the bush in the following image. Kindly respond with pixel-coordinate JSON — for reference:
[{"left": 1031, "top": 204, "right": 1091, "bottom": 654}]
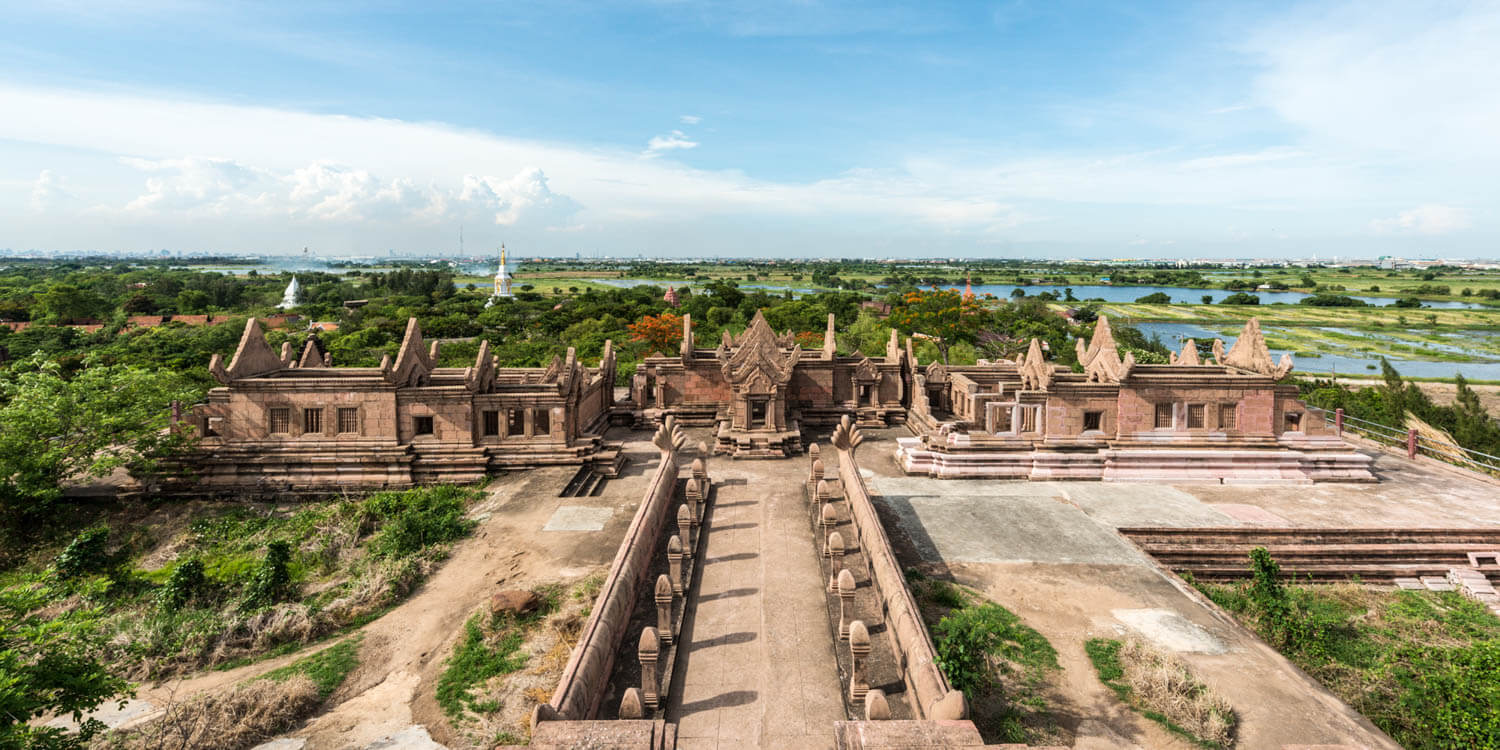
[
  {"left": 156, "top": 558, "right": 206, "bottom": 612},
  {"left": 241, "top": 541, "right": 293, "bottom": 611},
  {"left": 934, "top": 602, "right": 1057, "bottom": 696},
  {"left": 1219, "top": 293, "right": 1260, "bottom": 305},
  {"left": 1135, "top": 292, "right": 1173, "bottom": 304},
  {"left": 363, "top": 486, "right": 477, "bottom": 559},
  {"left": 54, "top": 526, "right": 112, "bottom": 578}
]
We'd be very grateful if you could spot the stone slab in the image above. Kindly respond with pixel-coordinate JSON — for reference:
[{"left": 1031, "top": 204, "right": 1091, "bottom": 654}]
[
  {"left": 1210, "top": 503, "right": 1293, "bottom": 525},
  {"left": 542, "top": 505, "right": 615, "bottom": 532},
  {"left": 1111, "top": 608, "right": 1229, "bottom": 654}
]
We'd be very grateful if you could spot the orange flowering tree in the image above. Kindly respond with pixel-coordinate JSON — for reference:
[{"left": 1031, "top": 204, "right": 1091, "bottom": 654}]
[
  {"left": 628, "top": 311, "right": 690, "bottom": 354},
  {"left": 794, "top": 331, "right": 824, "bottom": 348},
  {"left": 889, "top": 287, "right": 986, "bottom": 364}
]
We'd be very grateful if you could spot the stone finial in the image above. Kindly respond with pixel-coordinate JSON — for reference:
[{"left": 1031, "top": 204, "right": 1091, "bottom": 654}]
[
  {"left": 1223, "top": 318, "right": 1293, "bottom": 378},
  {"left": 837, "top": 569, "right": 856, "bottom": 640},
  {"left": 828, "top": 531, "right": 846, "bottom": 577},
  {"left": 809, "top": 442, "right": 821, "bottom": 461},
  {"left": 865, "top": 689, "right": 891, "bottom": 720},
  {"left": 849, "top": 620, "right": 871, "bottom": 703},
  {"left": 655, "top": 575, "right": 674, "bottom": 644},
  {"left": 619, "top": 688, "right": 644, "bottom": 720},
  {"left": 808, "top": 458, "right": 825, "bottom": 498},
  {"left": 690, "top": 457, "right": 706, "bottom": 483},
  {"left": 677, "top": 503, "right": 694, "bottom": 550},
  {"left": 667, "top": 535, "right": 684, "bottom": 595},
  {"left": 817, "top": 478, "right": 836, "bottom": 502},
  {"left": 831, "top": 415, "right": 864, "bottom": 455},
  {"left": 685, "top": 477, "right": 703, "bottom": 510},
  {"left": 638, "top": 627, "right": 661, "bottom": 708},
  {"left": 820, "top": 503, "right": 839, "bottom": 555},
  {"left": 698, "top": 440, "right": 709, "bottom": 458},
  {"left": 280, "top": 340, "right": 294, "bottom": 366}
]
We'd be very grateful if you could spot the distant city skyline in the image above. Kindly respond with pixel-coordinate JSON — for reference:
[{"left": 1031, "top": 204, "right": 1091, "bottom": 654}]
[{"left": 1, "top": 1, "right": 1497, "bottom": 259}]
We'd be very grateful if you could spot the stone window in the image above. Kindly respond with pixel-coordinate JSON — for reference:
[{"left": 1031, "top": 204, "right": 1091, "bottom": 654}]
[
  {"left": 482, "top": 410, "right": 500, "bottom": 437},
  {"left": 1154, "top": 403, "right": 1174, "bottom": 429},
  {"left": 268, "top": 407, "right": 290, "bottom": 434},
  {"left": 414, "top": 415, "right": 434, "bottom": 436},
  {"left": 1083, "top": 410, "right": 1103, "bottom": 431},
  {"left": 1219, "top": 404, "right": 1237, "bottom": 430},
  {"left": 1285, "top": 412, "right": 1303, "bottom": 432},
  {"left": 337, "top": 407, "right": 359, "bottom": 434},
  {"left": 303, "top": 407, "right": 323, "bottom": 434},
  {"left": 534, "top": 409, "right": 550, "bottom": 435},
  {"left": 749, "top": 400, "right": 768, "bottom": 427},
  {"left": 507, "top": 409, "right": 525, "bottom": 435},
  {"left": 1020, "top": 406, "right": 1038, "bottom": 433},
  {"left": 1186, "top": 404, "right": 1205, "bottom": 429}
]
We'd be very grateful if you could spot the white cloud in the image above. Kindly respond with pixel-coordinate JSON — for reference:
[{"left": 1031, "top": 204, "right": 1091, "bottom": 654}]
[
  {"left": 28, "top": 169, "right": 75, "bottom": 211},
  {"left": 679, "top": 114, "right": 702, "bottom": 125},
  {"left": 1371, "top": 204, "right": 1470, "bottom": 235},
  {"left": 645, "top": 130, "right": 699, "bottom": 155}
]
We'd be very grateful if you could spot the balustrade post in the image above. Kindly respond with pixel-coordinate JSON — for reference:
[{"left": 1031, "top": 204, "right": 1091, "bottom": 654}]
[
  {"left": 654, "top": 575, "right": 674, "bottom": 645},
  {"left": 1334, "top": 407, "right": 1344, "bottom": 436},
  {"left": 821, "top": 503, "right": 838, "bottom": 557},
  {"left": 837, "top": 569, "right": 856, "bottom": 640},
  {"left": 849, "top": 620, "right": 871, "bottom": 704},
  {"left": 677, "top": 504, "right": 694, "bottom": 550},
  {"left": 1407, "top": 428, "right": 1419, "bottom": 460},
  {"left": 667, "top": 535, "right": 684, "bottom": 595},
  {"left": 638, "top": 627, "right": 661, "bottom": 709}
]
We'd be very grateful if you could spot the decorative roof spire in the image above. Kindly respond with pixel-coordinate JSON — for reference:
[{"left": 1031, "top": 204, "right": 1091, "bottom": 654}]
[
  {"left": 664, "top": 285, "right": 679, "bottom": 307},
  {"left": 1075, "top": 315, "right": 1131, "bottom": 383},
  {"left": 963, "top": 274, "right": 974, "bottom": 302},
  {"left": 1223, "top": 319, "right": 1293, "bottom": 378}
]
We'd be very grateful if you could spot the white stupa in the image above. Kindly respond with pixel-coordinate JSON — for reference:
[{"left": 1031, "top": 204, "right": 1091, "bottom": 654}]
[
  {"left": 278, "top": 277, "right": 301, "bottom": 309},
  {"left": 485, "top": 245, "right": 514, "bottom": 307}
]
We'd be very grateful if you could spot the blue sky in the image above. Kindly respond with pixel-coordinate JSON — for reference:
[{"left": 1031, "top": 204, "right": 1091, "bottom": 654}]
[{"left": 1, "top": 1, "right": 1496, "bottom": 258}]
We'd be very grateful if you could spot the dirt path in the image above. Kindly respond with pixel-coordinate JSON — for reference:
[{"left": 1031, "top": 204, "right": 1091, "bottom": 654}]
[{"left": 134, "top": 429, "right": 658, "bottom": 749}]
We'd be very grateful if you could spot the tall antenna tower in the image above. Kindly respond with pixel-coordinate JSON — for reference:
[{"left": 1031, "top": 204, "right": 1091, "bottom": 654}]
[{"left": 459, "top": 225, "right": 464, "bottom": 256}]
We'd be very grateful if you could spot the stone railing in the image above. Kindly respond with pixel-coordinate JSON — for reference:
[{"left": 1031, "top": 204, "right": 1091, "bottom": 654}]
[
  {"left": 540, "top": 417, "right": 695, "bottom": 722},
  {"left": 817, "top": 417, "right": 967, "bottom": 722}
]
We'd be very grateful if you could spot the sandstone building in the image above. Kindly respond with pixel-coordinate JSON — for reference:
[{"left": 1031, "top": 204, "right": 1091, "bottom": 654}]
[{"left": 178, "top": 311, "right": 1375, "bottom": 490}]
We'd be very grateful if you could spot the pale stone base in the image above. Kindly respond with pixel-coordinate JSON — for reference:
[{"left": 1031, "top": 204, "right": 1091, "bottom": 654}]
[{"left": 896, "top": 437, "right": 1376, "bottom": 483}]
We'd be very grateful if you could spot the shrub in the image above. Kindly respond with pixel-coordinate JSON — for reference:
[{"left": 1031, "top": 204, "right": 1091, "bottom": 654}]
[
  {"left": 1135, "top": 292, "right": 1173, "bottom": 304},
  {"left": 156, "top": 558, "right": 207, "bottom": 612},
  {"left": 1219, "top": 293, "right": 1260, "bottom": 305},
  {"left": 934, "top": 602, "right": 1057, "bottom": 695},
  {"left": 108, "top": 675, "right": 321, "bottom": 750},
  {"left": 54, "top": 526, "right": 111, "bottom": 578},
  {"left": 241, "top": 541, "right": 293, "bottom": 611},
  {"left": 363, "top": 486, "right": 477, "bottom": 559},
  {"left": 1086, "top": 637, "right": 1237, "bottom": 747}
]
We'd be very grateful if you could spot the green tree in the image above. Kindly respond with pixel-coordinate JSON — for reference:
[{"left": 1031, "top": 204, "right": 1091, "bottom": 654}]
[
  {"left": 0, "top": 586, "right": 131, "bottom": 749},
  {"left": 890, "top": 288, "right": 985, "bottom": 364},
  {"left": 35, "top": 284, "right": 109, "bottom": 322},
  {"left": 0, "top": 355, "right": 199, "bottom": 546}
]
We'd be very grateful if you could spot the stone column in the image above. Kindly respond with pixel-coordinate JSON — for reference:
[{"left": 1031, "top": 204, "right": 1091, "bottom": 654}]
[
  {"left": 667, "top": 535, "right": 684, "bottom": 595},
  {"left": 849, "top": 620, "right": 871, "bottom": 703},
  {"left": 807, "top": 458, "right": 824, "bottom": 500},
  {"left": 639, "top": 627, "right": 661, "bottom": 709},
  {"left": 684, "top": 480, "right": 702, "bottom": 528},
  {"left": 524, "top": 407, "right": 535, "bottom": 438},
  {"left": 692, "top": 456, "right": 708, "bottom": 486},
  {"left": 837, "top": 569, "right": 856, "bottom": 640},
  {"left": 677, "top": 504, "right": 693, "bottom": 550},
  {"left": 654, "top": 575, "right": 674, "bottom": 645},
  {"left": 1011, "top": 404, "right": 1022, "bottom": 435}
]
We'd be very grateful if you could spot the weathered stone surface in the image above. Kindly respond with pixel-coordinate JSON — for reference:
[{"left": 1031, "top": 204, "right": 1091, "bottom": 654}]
[{"left": 489, "top": 589, "right": 540, "bottom": 617}]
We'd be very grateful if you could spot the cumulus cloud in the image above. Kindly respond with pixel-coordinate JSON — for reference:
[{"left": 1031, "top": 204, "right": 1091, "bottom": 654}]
[
  {"left": 113, "top": 156, "right": 580, "bottom": 228},
  {"left": 28, "top": 169, "right": 76, "bottom": 212},
  {"left": 645, "top": 130, "right": 699, "bottom": 156},
  {"left": 1370, "top": 204, "right": 1470, "bottom": 235}
]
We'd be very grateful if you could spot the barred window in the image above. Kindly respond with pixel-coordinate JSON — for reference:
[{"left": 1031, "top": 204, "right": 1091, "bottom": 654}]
[
  {"left": 1219, "top": 404, "right": 1237, "bottom": 430},
  {"left": 1186, "top": 404, "right": 1205, "bottom": 429},
  {"left": 269, "top": 407, "right": 290, "bottom": 434},
  {"left": 303, "top": 408, "right": 322, "bottom": 434},
  {"left": 1155, "top": 403, "right": 1174, "bottom": 429},
  {"left": 337, "top": 407, "right": 359, "bottom": 434}
]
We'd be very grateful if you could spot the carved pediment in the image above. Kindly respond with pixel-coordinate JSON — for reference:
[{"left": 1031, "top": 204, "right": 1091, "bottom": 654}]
[
  {"left": 1223, "top": 319, "right": 1293, "bottom": 378},
  {"left": 1169, "top": 339, "right": 1202, "bottom": 366},
  {"left": 1018, "top": 338, "right": 1052, "bottom": 391},
  {"left": 721, "top": 310, "right": 797, "bottom": 388},
  {"left": 1076, "top": 316, "right": 1128, "bottom": 383},
  {"left": 853, "top": 355, "right": 879, "bottom": 382},
  {"left": 298, "top": 336, "right": 329, "bottom": 368},
  {"left": 925, "top": 361, "right": 949, "bottom": 384},
  {"left": 465, "top": 340, "right": 495, "bottom": 393},
  {"left": 387, "top": 317, "right": 433, "bottom": 387},
  {"left": 216, "top": 318, "right": 284, "bottom": 383}
]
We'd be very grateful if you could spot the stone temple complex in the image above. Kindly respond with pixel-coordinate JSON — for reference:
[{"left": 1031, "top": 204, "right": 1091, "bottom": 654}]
[{"left": 176, "top": 311, "right": 1374, "bottom": 490}]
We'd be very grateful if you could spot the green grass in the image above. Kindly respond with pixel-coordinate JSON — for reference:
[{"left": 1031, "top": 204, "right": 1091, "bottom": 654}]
[
  {"left": 1193, "top": 578, "right": 1500, "bottom": 750},
  {"left": 907, "top": 572, "right": 1064, "bottom": 745},
  {"left": 1083, "top": 639, "right": 1230, "bottom": 749},
  {"left": 435, "top": 587, "right": 560, "bottom": 720},
  {"left": 260, "top": 634, "right": 363, "bottom": 698}
]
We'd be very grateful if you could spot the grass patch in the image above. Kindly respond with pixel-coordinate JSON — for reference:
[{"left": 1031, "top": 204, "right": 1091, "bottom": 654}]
[
  {"left": 436, "top": 587, "right": 558, "bottom": 719},
  {"left": 1190, "top": 552, "right": 1500, "bottom": 750},
  {"left": 1084, "top": 638, "right": 1236, "bottom": 748},
  {"left": 260, "top": 634, "right": 363, "bottom": 698},
  {"left": 907, "top": 571, "right": 1064, "bottom": 745}
]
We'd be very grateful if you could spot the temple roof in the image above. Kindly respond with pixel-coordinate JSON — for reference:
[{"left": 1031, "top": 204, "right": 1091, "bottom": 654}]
[
  {"left": 721, "top": 310, "right": 799, "bottom": 386},
  {"left": 1223, "top": 319, "right": 1294, "bottom": 379}
]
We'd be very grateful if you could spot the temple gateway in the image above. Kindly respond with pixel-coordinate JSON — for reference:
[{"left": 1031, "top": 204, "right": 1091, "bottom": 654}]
[{"left": 175, "top": 312, "right": 1374, "bottom": 491}]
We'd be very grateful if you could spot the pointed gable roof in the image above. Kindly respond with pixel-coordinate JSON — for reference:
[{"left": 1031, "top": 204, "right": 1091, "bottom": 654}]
[
  {"left": 298, "top": 336, "right": 329, "bottom": 368},
  {"left": 465, "top": 339, "right": 495, "bottom": 392},
  {"left": 1018, "top": 338, "right": 1053, "bottom": 390},
  {"left": 1223, "top": 319, "right": 1293, "bottom": 378},
  {"left": 721, "top": 310, "right": 798, "bottom": 387},
  {"left": 1075, "top": 315, "right": 1131, "bottom": 383},
  {"left": 1169, "top": 339, "right": 1201, "bottom": 366},
  {"left": 213, "top": 318, "right": 284, "bottom": 384},
  {"left": 387, "top": 317, "right": 433, "bottom": 386}
]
